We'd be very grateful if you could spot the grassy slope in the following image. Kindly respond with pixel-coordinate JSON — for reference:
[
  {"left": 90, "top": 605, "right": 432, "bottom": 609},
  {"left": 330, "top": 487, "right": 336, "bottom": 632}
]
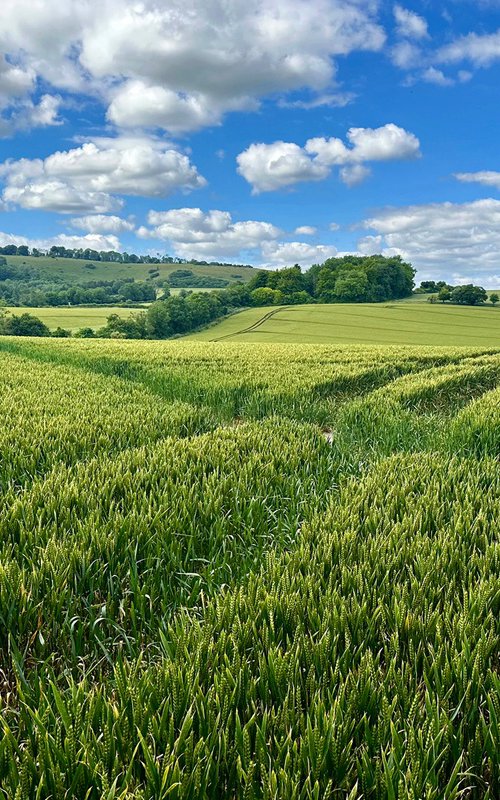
[
  {"left": 4, "top": 305, "right": 137, "bottom": 331},
  {"left": 189, "top": 301, "right": 500, "bottom": 346},
  {"left": 5, "top": 254, "right": 254, "bottom": 283}
]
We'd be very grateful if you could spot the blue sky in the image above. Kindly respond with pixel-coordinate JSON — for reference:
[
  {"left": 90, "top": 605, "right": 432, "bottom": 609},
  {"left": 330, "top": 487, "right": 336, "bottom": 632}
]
[{"left": 1, "top": 0, "right": 500, "bottom": 283}]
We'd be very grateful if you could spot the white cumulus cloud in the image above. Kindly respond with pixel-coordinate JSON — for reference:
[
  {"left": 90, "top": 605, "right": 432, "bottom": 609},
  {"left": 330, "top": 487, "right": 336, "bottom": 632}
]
[
  {"left": 3, "top": 182, "right": 119, "bottom": 214},
  {"left": 357, "top": 234, "right": 384, "bottom": 254},
  {"left": 341, "top": 124, "right": 421, "bottom": 162},
  {"left": 362, "top": 198, "right": 500, "bottom": 281},
  {"left": 390, "top": 41, "right": 423, "bottom": 69},
  {"left": 0, "top": 89, "right": 63, "bottom": 137},
  {"left": 138, "top": 207, "right": 281, "bottom": 261},
  {"left": 237, "top": 124, "right": 421, "bottom": 192},
  {"left": 294, "top": 225, "right": 317, "bottom": 235},
  {"left": 454, "top": 171, "right": 500, "bottom": 189},
  {"left": 261, "top": 241, "right": 337, "bottom": 267},
  {"left": 0, "top": 54, "right": 34, "bottom": 100},
  {"left": 0, "top": 136, "right": 205, "bottom": 213},
  {"left": 393, "top": 5, "right": 429, "bottom": 40},
  {"left": 421, "top": 67, "right": 454, "bottom": 86},
  {"left": 68, "top": 215, "right": 136, "bottom": 234},
  {"left": 237, "top": 141, "right": 329, "bottom": 193},
  {"left": 107, "top": 82, "right": 235, "bottom": 134},
  {"left": 438, "top": 29, "right": 500, "bottom": 67},
  {"left": 139, "top": 207, "right": 342, "bottom": 265},
  {"left": 0, "top": 0, "right": 385, "bottom": 134},
  {"left": 340, "top": 164, "right": 372, "bottom": 186},
  {"left": 0, "top": 231, "right": 121, "bottom": 252}
]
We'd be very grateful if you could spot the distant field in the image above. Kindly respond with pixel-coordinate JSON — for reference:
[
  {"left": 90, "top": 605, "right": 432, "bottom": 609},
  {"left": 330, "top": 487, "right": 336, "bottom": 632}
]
[
  {"left": 4, "top": 254, "right": 254, "bottom": 284},
  {"left": 190, "top": 301, "right": 500, "bottom": 346},
  {"left": 4, "top": 305, "right": 137, "bottom": 331}
]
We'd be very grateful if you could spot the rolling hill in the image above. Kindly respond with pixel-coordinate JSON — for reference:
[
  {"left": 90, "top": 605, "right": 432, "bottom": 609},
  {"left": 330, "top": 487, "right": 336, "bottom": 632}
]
[{"left": 3, "top": 254, "right": 255, "bottom": 284}]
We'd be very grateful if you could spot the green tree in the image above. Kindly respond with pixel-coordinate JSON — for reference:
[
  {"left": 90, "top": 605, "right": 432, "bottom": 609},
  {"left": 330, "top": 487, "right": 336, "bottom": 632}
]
[
  {"left": 145, "top": 300, "right": 175, "bottom": 338},
  {"left": 250, "top": 287, "right": 282, "bottom": 306},
  {"left": 308, "top": 254, "right": 415, "bottom": 303},
  {"left": 145, "top": 296, "right": 193, "bottom": 338},
  {"left": 221, "top": 283, "right": 251, "bottom": 307},
  {"left": 287, "top": 291, "right": 314, "bottom": 305},
  {"left": 186, "top": 293, "right": 224, "bottom": 327},
  {"left": 334, "top": 268, "right": 369, "bottom": 302},
  {"left": 419, "top": 280, "right": 439, "bottom": 293},
  {"left": 438, "top": 288, "right": 451, "bottom": 303},
  {"left": 450, "top": 284, "right": 488, "bottom": 305},
  {"left": 268, "top": 265, "right": 308, "bottom": 296},
  {"left": 247, "top": 270, "right": 270, "bottom": 291},
  {"left": 2, "top": 313, "right": 50, "bottom": 337},
  {"left": 490, "top": 292, "right": 499, "bottom": 306},
  {"left": 74, "top": 327, "right": 96, "bottom": 338},
  {"left": 100, "top": 313, "right": 147, "bottom": 339},
  {"left": 315, "top": 267, "right": 338, "bottom": 303}
]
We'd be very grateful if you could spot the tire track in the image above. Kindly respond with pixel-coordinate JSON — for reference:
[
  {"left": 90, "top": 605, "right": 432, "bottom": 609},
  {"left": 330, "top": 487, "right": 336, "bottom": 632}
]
[{"left": 210, "top": 306, "right": 291, "bottom": 341}]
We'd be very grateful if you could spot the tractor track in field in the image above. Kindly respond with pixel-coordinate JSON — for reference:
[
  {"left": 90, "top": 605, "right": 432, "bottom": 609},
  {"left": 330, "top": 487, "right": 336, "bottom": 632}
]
[{"left": 210, "top": 306, "right": 290, "bottom": 341}]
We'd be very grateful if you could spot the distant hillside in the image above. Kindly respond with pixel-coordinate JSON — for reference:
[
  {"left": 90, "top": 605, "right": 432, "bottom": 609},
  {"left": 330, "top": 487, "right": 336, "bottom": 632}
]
[{"left": 3, "top": 254, "right": 255, "bottom": 285}]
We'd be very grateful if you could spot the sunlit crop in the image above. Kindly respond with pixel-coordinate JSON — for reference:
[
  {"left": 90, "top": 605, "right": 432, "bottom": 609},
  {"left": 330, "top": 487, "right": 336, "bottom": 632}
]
[{"left": 0, "top": 337, "right": 498, "bottom": 798}]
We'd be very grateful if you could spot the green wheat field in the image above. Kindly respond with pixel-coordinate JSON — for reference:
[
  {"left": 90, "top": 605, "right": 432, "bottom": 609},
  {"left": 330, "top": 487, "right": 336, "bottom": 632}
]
[
  {"left": 191, "top": 301, "right": 500, "bottom": 347},
  {"left": 9, "top": 297, "right": 500, "bottom": 344},
  {"left": 0, "top": 337, "right": 499, "bottom": 798}
]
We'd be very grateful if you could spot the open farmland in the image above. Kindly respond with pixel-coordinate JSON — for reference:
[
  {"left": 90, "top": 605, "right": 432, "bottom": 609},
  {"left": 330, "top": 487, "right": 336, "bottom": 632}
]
[
  {"left": 190, "top": 301, "right": 500, "bottom": 346},
  {"left": 0, "top": 337, "right": 499, "bottom": 799},
  {"left": 3, "top": 305, "right": 138, "bottom": 332}
]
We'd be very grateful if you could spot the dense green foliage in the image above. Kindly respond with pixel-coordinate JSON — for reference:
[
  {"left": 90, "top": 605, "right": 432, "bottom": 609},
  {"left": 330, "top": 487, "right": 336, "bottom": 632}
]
[
  {"left": 0, "top": 311, "right": 50, "bottom": 337},
  {"left": 1, "top": 250, "right": 493, "bottom": 346},
  {"left": 0, "top": 260, "right": 156, "bottom": 307},
  {"left": 0, "top": 254, "right": 256, "bottom": 291},
  {"left": 0, "top": 252, "right": 253, "bottom": 312},
  {"left": 0, "top": 338, "right": 498, "bottom": 798},
  {"left": 99, "top": 292, "right": 228, "bottom": 339},
  {"left": 419, "top": 281, "right": 493, "bottom": 307},
  {"left": 308, "top": 255, "right": 415, "bottom": 302},
  {"left": 417, "top": 280, "right": 449, "bottom": 293},
  {"left": 450, "top": 284, "right": 488, "bottom": 306},
  {"left": 166, "top": 270, "right": 230, "bottom": 289},
  {"left": 246, "top": 256, "right": 415, "bottom": 305}
]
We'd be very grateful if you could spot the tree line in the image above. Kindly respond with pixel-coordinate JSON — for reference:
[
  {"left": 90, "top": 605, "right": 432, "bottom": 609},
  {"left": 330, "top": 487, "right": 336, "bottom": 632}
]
[
  {"left": 418, "top": 281, "right": 497, "bottom": 306},
  {"left": 0, "top": 244, "right": 252, "bottom": 268}
]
